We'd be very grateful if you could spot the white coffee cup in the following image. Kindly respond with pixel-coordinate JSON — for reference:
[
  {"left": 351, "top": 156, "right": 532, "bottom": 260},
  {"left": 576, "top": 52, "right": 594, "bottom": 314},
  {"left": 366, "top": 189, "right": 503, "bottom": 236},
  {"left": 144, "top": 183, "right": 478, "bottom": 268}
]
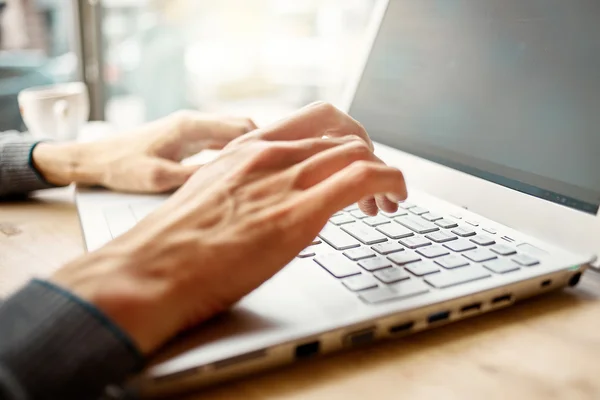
[{"left": 18, "top": 82, "right": 90, "bottom": 141}]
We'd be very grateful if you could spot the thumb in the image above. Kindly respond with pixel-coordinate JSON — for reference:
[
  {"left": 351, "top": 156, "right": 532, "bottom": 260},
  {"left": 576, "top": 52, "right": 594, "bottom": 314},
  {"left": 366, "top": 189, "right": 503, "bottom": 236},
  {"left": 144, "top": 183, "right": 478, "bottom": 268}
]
[{"left": 149, "top": 159, "right": 201, "bottom": 192}]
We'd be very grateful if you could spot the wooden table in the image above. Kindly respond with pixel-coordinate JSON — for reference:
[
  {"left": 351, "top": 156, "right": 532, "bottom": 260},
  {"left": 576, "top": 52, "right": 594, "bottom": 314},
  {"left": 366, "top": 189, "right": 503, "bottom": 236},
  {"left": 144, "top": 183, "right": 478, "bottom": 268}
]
[{"left": 2, "top": 188, "right": 600, "bottom": 400}]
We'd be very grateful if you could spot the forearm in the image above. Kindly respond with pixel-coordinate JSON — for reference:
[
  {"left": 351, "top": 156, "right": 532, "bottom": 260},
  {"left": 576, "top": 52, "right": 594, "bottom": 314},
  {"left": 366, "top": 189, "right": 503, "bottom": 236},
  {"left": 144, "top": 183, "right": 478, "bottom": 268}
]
[{"left": 0, "top": 280, "right": 144, "bottom": 400}]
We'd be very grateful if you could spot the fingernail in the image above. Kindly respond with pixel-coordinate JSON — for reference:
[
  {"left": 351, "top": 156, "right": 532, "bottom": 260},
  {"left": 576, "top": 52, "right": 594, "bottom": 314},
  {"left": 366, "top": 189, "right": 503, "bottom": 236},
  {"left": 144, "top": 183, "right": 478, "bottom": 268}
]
[{"left": 386, "top": 193, "right": 406, "bottom": 203}]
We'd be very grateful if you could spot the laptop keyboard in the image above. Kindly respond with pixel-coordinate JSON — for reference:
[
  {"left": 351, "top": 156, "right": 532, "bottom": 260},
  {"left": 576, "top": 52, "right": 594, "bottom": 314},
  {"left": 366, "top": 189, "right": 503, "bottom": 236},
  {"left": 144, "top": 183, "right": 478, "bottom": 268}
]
[
  {"left": 304, "top": 202, "right": 541, "bottom": 305},
  {"left": 104, "top": 199, "right": 543, "bottom": 306}
]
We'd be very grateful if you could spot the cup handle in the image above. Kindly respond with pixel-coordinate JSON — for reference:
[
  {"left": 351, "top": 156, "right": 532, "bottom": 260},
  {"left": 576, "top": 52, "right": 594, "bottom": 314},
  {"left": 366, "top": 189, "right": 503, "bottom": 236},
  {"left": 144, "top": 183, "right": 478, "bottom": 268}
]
[{"left": 53, "top": 100, "right": 70, "bottom": 141}]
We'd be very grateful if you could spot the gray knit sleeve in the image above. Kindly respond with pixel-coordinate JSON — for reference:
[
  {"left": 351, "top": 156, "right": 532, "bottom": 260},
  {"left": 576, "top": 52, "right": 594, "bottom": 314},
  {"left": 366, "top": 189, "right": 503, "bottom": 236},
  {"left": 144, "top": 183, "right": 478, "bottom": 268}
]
[
  {"left": 0, "top": 279, "right": 145, "bottom": 400},
  {"left": 0, "top": 132, "right": 58, "bottom": 197}
]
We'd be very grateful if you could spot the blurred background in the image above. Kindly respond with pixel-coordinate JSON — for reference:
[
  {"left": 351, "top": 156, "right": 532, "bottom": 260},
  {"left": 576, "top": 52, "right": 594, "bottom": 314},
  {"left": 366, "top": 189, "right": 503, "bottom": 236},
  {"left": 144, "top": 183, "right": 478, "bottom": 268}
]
[{"left": 0, "top": 0, "right": 378, "bottom": 132}]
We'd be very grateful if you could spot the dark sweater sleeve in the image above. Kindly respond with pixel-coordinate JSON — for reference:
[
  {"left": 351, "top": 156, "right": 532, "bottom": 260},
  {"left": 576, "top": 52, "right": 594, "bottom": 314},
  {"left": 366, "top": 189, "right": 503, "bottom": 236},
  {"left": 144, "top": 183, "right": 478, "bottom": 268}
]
[
  {"left": 0, "top": 132, "right": 58, "bottom": 197},
  {"left": 0, "top": 280, "right": 144, "bottom": 400}
]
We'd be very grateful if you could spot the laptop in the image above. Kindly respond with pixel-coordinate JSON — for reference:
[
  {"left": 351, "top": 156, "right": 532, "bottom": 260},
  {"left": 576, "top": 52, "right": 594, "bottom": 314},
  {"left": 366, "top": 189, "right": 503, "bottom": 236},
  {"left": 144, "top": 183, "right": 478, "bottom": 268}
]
[{"left": 76, "top": 0, "right": 600, "bottom": 397}]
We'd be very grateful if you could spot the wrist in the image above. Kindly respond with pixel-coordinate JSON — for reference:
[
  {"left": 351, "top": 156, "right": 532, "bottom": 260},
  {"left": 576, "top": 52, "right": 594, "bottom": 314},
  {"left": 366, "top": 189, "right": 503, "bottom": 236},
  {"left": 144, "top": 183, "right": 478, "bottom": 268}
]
[
  {"left": 32, "top": 142, "right": 100, "bottom": 186},
  {"left": 52, "top": 236, "right": 183, "bottom": 354}
]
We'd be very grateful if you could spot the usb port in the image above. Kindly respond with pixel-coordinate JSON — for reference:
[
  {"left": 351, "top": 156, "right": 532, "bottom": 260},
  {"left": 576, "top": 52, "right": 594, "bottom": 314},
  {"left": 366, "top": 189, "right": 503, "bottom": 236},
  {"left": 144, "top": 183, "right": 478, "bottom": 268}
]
[
  {"left": 460, "top": 302, "right": 482, "bottom": 313},
  {"left": 345, "top": 328, "right": 376, "bottom": 347},
  {"left": 491, "top": 294, "right": 512, "bottom": 305},
  {"left": 427, "top": 311, "right": 450, "bottom": 324},
  {"left": 389, "top": 321, "right": 414, "bottom": 334},
  {"left": 541, "top": 279, "right": 552, "bottom": 288}
]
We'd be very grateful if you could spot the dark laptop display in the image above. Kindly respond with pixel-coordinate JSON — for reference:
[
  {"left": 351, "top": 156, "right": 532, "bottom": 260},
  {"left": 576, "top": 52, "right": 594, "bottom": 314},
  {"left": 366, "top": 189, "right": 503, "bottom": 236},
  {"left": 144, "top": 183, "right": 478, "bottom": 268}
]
[{"left": 350, "top": 0, "right": 600, "bottom": 214}]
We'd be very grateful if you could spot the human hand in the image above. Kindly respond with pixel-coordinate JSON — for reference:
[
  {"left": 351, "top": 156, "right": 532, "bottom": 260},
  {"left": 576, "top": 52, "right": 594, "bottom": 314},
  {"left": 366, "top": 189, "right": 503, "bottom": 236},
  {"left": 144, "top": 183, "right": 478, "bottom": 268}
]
[
  {"left": 32, "top": 110, "right": 257, "bottom": 192},
  {"left": 51, "top": 102, "right": 408, "bottom": 354}
]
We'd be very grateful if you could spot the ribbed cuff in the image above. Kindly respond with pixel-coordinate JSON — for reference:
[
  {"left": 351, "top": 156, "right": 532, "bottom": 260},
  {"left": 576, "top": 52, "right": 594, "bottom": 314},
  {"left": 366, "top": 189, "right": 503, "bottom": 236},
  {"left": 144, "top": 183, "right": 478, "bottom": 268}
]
[
  {"left": 0, "top": 279, "right": 144, "bottom": 400},
  {"left": 0, "top": 136, "right": 58, "bottom": 196}
]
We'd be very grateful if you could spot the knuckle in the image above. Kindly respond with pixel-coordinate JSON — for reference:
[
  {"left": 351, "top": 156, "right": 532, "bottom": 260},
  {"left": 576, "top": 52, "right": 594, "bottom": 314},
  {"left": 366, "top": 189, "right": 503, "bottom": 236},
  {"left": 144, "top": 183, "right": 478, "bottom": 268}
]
[
  {"left": 350, "top": 160, "right": 377, "bottom": 181},
  {"left": 345, "top": 139, "right": 372, "bottom": 158},
  {"left": 244, "top": 141, "right": 286, "bottom": 169},
  {"left": 148, "top": 166, "right": 170, "bottom": 190},
  {"left": 169, "top": 109, "right": 194, "bottom": 124},
  {"left": 243, "top": 118, "right": 257, "bottom": 130},
  {"left": 311, "top": 101, "right": 338, "bottom": 118}
]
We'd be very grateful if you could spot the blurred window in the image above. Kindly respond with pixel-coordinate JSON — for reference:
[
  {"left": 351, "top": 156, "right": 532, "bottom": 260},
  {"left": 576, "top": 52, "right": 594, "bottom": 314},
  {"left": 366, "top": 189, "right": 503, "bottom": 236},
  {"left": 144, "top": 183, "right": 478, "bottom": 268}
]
[
  {"left": 0, "top": 0, "right": 78, "bottom": 131},
  {"left": 101, "top": 0, "right": 378, "bottom": 127}
]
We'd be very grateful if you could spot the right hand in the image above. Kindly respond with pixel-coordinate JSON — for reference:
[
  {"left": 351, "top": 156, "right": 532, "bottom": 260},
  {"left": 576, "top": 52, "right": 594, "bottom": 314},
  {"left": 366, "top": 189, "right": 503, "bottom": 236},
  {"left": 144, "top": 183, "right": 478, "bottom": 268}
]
[{"left": 52, "top": 102, "right": 408, "bottom": 354}]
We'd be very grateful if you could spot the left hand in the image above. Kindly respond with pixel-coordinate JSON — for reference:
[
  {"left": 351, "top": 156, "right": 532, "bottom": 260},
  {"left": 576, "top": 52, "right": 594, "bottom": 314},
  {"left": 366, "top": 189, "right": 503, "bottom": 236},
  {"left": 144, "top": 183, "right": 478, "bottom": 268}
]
[{"left": 32, "top": 110, "right": 257, "bottom": 193}]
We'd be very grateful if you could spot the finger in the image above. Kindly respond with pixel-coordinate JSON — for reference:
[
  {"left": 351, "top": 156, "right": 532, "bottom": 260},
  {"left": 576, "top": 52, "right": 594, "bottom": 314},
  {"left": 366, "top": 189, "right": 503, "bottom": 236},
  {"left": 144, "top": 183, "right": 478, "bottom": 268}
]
[
  {"left": 292, "top": 140, "right": 381, "bottom": 189},
  {"left": 243, "top": 135, "right": 366, "bottom": 171},
  {"left": 245, "top": 102, "right": 374, "bottom": 151},
  {"left": 299, "top": 161, "right": 407, "bottom": 222},
  {"left": 148, "top": 159, "right": 201, "bottom": 192},
  {"left": 196, "top": 116, "right": 257, "bottom": 142},
  {"left": 291, "top": 140, "right": 391, "bottom": 216},
  {"left": 174, "top": 111, "right": 257, "bottom": 157}
]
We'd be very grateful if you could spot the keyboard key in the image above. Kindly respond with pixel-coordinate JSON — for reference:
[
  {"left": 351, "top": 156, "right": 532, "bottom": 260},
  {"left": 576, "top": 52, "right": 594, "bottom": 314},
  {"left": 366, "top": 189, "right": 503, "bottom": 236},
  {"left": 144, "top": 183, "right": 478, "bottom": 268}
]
[
  {"left": 344, "top": 204, "right": 359, "bottom": 212},
  {"left": 399, "top": 202, "right": 416, "bottom": 209},
  {"left": 330, "top": 214, "right": 355, "bottom": 226},
  {"left": 449, "top": 214, "right": 463, "bottom": 220},
  {"left": 426, "top": 231, "right": 458, "bottom": 243},
  {"left": 490, "top": 244, "right": 516, "bottom": 256},
  {"left": 406, "top": 261, "right": 441, "bottom": 276},
  {"left": 332, "top": 211, "right": 344, "bottom": 217},
  {"left": 297, "top": 248, "right": 316, "bottom": 258},
  {"left": 463, "top": 248, "right": 497, "bottom": 263},
  {"left": 483, "top": 259, "right": 520, "bottom": 274},
  {"left": 388, "top": 252, "right": 422, "bottom": 265},
  {"left": 315, "top": 253, "right": 362, "bottom": 278},
  {"left": 342, "top": 275, "right": 379, "bottom": 292},
  {"left": 372, "top": 242, "right": 405, "bottom": 255},
  {"left": 435, "top": 219, "right": 459, "bottom": 229},
  {"left": 397, "top": 216, "right": 439, "bottom": 234},
  {"left": 359, "top": 256, "right": 394, "bottom": 271},
  {"left": 410, "top": 206, "right": 429, "bottom": 215},
  {"left": 451, "top": 226, "right": 477, "bottom": 237},
  {"left": 319, "top": 225, "right": 360, "bottom": 250},
  {"left": 359, "top": 279, "right": 429, "bottom": 304},
  {"left": 435, "top": 254, "right": 470, "bottom": 269},
  {"left": 465, "top": 219, "right": 480, "bottom": 227},
  {"left": 444, "top": 239, "right": 477, "bottom": 252},
  {"left": 344, "top": 247, "right": 376, "bottom": 261},
  {"left": 512, "top": 254, "right": 540, "bottom": 266},
  {"left": 342, "top": 223, "right": 388, "bottom": 245},
  {"left": 425, "top": 266, "right": 492, "bottom": 288},
  {"left": 310, "top": 238, "right": 322, "bottom": 246},
  {"left": 399, "top": 236, "right": 432, "bottom": 249},
  {"left": 470, "top": 235, "right": 496, "bottom": 246},
  {"left": 363, "top": 215, "right": 391, "bottom": 227},
  {"left": 381, "top": 209, "right": 409, "bottom": 218},
  {"left": 376, "top": 223, "right": 414, "bottom": 239},
  {"left": 374, "top": 267, "right": 411, "bottom": 284},
  {"left": 482, "top": 227, "right": 497, "bottom": 235},
  {"left": 350, "top": 210, "right": 369, "bottom": 219},
  {"left": 417, "top": 245, "right": 450, "bottom": 259},
  {"left": 422, "top": 213, "right": 444, "bottom": 222}
]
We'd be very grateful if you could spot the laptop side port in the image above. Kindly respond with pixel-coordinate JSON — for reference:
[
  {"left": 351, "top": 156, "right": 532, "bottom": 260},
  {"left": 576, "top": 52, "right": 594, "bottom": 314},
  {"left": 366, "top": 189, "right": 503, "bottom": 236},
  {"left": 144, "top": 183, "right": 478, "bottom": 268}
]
[
  {"left": 389, "top": 321, "right": 414, "bottom": 334},
  {"left": 460, "top": 302, "right": 482, "bottom": 314},
  {"left": 345, "top": 327, "right": 376, "bottom": 347},
  {"left": 541, "top": 279, "right": 552, "bottom": 288},
  {"left": 491, "top": 294, "right": 513, "bottom": 305},
  {"left": 295, "top": 341, "right": 320, "bottom": 359},
  {"left": 427, "top": 310, "right": 450, "bottom": 324}
]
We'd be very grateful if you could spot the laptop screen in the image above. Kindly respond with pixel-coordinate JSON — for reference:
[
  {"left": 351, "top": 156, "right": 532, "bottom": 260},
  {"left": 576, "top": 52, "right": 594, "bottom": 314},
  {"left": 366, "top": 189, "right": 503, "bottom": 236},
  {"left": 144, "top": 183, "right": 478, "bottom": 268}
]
[{"left": 349, "top": 0, "right": 600, "bottom": 215}]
